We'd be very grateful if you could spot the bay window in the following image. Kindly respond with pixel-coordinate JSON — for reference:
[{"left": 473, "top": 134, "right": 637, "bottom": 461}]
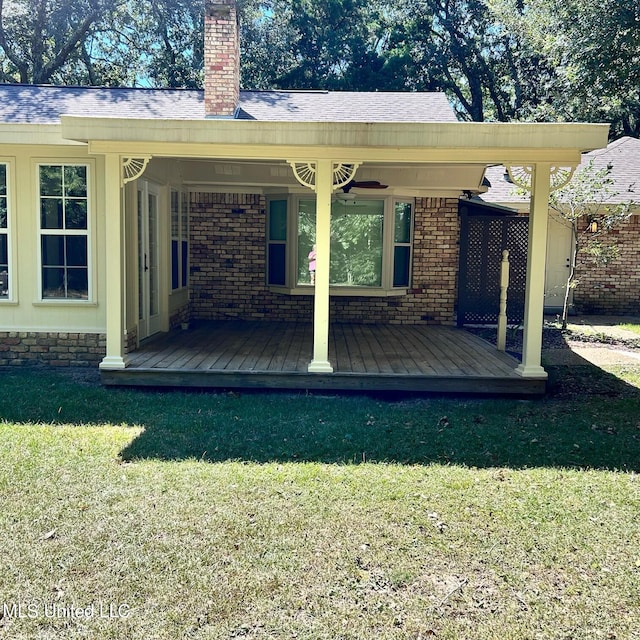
[{"left": 267, "top": 195, "right": 413, "bottom": 293}]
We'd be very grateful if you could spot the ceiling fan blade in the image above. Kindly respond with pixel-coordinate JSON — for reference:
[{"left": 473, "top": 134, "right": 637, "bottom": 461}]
[{"left": 343, "top": 180, "right": 389, "bottom": 192}]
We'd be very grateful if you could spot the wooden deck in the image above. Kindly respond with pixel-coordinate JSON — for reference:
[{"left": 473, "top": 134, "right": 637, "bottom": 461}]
[{"left": 101, "top": 321, "right": 545, "bottom": 396}]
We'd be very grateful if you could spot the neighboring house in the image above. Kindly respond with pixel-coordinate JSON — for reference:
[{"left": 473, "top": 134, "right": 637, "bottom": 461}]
[
  {"left": 0, "top": 0, "right": 609, "bottom": 394},
  {"left": 481, "top": 137, "right": 640, "bottom": 315}
]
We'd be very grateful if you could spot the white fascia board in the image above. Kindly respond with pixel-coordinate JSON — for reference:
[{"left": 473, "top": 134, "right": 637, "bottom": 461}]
[
  {"left": 61, "top": 116, "right": 610, "bottom": 165},
  {"left": 0, "top": 124, "right": 85, "bottom": 146}
]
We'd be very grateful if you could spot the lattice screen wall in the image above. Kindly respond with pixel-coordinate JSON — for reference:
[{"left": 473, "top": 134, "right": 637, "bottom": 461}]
[{"left": 457, "top": 209, "right": 528, "bottom": 325}]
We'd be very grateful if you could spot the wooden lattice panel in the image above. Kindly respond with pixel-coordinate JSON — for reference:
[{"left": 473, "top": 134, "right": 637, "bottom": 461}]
[{"left": 458, "top": 206, "right": 528, "bottom": 325}]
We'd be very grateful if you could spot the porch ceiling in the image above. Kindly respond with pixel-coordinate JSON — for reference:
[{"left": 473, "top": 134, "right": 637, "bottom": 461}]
[
  {"left": 178, "top": 158, "right": 489, "bottom": 194},
  {"left": 61, "top": 116, "right": 609, "bottom": 166}
]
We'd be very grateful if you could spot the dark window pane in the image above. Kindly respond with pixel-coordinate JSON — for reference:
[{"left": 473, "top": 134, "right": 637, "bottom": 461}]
[
  {"left": 0, "top": 198, "right": 6, "bottom": 228},
  {"left": 40, "top": 166, "right": 63, "bottom": 196},
  {"left": 66, "top": 236, "right": 87, "bottom": 267},
  {"left": 41, "top": 199, "right": 63, "bottom": 229},
  {"left": 64, "top": 166, "right": 87, "bottom": 197},
  {"left": 393, "top": 246, "right": 411, "bottom": 287},
  {"left": 0, "top": 164, "right": 6, "bottom": 196},
  {"left": 65, "top": 200, "right": 87, "bottom": 230},
  {"left": 41, "top": 235, "right": 64, "bottom": 266},
  {"left": 42, "top": 267, "right": 65, "bottom": 298},
  {"left": 181, "top": 240, "right": 188, "bottom": 287},
  {"left": 394, "top": 203, "right": 412, "bottom": 243},
  {"left": 172, "top": 240, "right": 179, "bottom": 289},
  {"left": 67, "top": 268, "right": 88, "bottom": 299},
  {"left": 268, "top": 244, "right": 286, "bottom": 286},
  {"left": 269, "top": 200, "right": 287, "bottom": 241},
  {"left": 0, "top": 235, "right": 7, "bottom": 298}
]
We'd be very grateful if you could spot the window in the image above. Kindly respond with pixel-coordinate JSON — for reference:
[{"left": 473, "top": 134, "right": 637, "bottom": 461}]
[
  {"left": 267, "top": 199, "right": 287, "bottom": 286},
  {"left": 298, "top": 199, "right": 384, "bottom": 287},
  {"left": 0, "top": 163, "right": 9, "bottom": 299},
  {"left": 393, "top": 202, "right": 412, "bottom": 287},
  {"left": 171, "top": 189, "right": 189, "bottom": 290},
  {"left": 38, "top": 164, "right": 89, "bottom": 300},
  {"left": 267, "top": 195, "right": 413, "bottom": 293}
]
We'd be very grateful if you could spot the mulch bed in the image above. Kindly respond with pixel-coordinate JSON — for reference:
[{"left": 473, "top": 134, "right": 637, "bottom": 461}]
[
  {"left": 465, "top": 323, "right": 640, "bottom": 399},
  {"left": 465, "top": 323, "right": 640, "bottom": 356}
]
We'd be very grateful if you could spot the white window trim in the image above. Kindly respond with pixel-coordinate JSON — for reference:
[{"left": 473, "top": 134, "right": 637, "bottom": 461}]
[
  {"left": 169, "top": 187, "right": 189, "bottom": 293},
  {"left": 0, "top": 158, "right": 16, "bottom": 304},
  {"left": 267, "top": 194, "right": 414, "bottom": 296},
  {"left": 35, "top": 161, "right": 94, "bottom": 304}
]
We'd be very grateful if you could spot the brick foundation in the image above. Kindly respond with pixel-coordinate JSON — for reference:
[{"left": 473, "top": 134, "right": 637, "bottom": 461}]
[
  {"left": 169, "top": 303, "right": 191, "bottom": 330},
  {"left": 0, "top": 332, "right": 106, "bottom": 367},
  {"left": 574, "top": 215, "right": 640, "bottom": 315},
  {"left": 189, "top": 192, "right": 460, "bottom": 325}
]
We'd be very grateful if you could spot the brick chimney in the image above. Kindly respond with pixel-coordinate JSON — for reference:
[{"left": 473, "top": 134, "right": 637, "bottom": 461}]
[{"left": 204, "top": 0, "right": 240, "bottom": 118}]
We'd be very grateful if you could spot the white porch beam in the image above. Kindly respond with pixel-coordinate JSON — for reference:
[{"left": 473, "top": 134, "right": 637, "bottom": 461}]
[
  {"left": 64, "top": 117, "right": 609, "bottom": 164},
  {"left": 308, "top": 159, "right": 334, "bottom": 373},
  {"left": 516, "top": 163, "right": 551, "bottom": 379},
  {"left": 99, "top": 153, "right": 128, "bottom": 370}
]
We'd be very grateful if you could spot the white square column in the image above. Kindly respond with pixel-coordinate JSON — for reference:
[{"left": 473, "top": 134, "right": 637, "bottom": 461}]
[
  {"left": 516, "top": 163, "right": 551, "bottom": 379},
  {"left": 99, "top": 154, "right": 128, "bottom": 370},
  {"left": 308, "top": 159, "right": 334, "bottom": 373}
]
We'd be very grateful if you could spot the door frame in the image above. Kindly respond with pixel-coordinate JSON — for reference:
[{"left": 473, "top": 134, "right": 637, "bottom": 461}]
[
  {"left": 544, "top": 213, "right": 574, "bottom": 313},
  {"left": 137, "top": 180, "right": 164, "bottom": 340}
]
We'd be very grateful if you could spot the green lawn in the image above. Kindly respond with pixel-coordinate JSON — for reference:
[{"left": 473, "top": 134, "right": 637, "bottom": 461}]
[
  {"left": 1, "top": 367, "right": 639, "bottom": 639},
  {"left": 618, "top": 322, "right": 640, "bottom": 336}
]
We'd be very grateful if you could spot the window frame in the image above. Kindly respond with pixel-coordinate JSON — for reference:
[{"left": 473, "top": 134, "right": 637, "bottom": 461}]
[
  {"left": 0, "top": 159, "right": 14, "bottom": 303},
  {"left": 266, "top": 194, "right": 414, "bottom": 296},
  {"left": 170, "top": 187, "right": 189, "bottom": 292},
  {"left": 36, "top": 161, "right": 93, "bottom": 303}
]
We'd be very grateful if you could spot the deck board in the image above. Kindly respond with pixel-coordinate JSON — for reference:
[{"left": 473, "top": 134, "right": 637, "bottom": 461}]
[{"left": 104, "top": 321, "right": 545, "bottom": 396}]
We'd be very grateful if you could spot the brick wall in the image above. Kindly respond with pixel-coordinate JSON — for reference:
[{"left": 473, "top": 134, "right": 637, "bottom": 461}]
[
  {"left": 189, "top": 193, "right": 460, "bottom": 325},
  {"left": 169, "top": 303, "right": 191, "bottom": 330},
  {"left": 0, "top": 332, "right": 106, "bottom": 367},
  {"left": 574, "top": 214, "right": 640, "bottom": 315}
]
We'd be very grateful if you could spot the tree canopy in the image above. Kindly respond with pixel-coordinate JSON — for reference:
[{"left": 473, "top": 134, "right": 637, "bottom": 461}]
[{"left": 0, "top": 0, "right": 637, "bottom": 135}]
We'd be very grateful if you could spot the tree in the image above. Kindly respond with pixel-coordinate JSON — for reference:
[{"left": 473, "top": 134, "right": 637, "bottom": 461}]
[
  {"left": 381, "top": 0, "right": 509, "bottom": 120},
  {"left": 549, "top": 162, "right": 635, "bottom": 329},
  {"left": 240, "top": 0, "right": 389, "bottom": 91},
  {"left": 489, "top": 0, "right": 640, "bottom": 137},
  {"left": 0, "top": 0, "right": 204, "bottom": 86},
  {"left": 0, "top": 0, "right": 99, "bottom": 83}
]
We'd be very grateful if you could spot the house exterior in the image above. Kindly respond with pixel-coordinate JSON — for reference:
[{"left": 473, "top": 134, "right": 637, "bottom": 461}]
[
  {"left": 0, "top": 0, "right": 609, "bottom": 391},
  {"left": 482, "top": 137, "right": 640, "bottom": 315}
]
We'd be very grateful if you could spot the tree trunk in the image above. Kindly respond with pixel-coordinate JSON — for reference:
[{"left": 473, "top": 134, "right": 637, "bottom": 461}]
[{"left": 561, "top": 230, "right": 579, "bottom": 330}]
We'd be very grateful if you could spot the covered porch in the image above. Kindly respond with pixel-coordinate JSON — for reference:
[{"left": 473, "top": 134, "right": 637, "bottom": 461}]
[
  {"left": 58, "top": 116, "right": 610, "bottom": 394},
  {"left": 101, "top": 321, "right": 543, "bottom": 396}
]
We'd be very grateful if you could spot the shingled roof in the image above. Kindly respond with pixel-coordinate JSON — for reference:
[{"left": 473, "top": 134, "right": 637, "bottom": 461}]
[
  {"left": 482, "top": 136, "right": 640, "bottom": 206},
  {"left": 0, "top": 84, "right": 458, "bottom": 124}
]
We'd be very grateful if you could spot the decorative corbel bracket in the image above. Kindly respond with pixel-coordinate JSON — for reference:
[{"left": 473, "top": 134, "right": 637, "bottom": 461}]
[
  {"left": 505, "top": 165, "right": 576, "bottom": 193},
  {"left": 288, "top": 162, "right": 361, "bottom": 193},
  {"left": 122, "top": 157, "right": 152, "bottom": 186}
]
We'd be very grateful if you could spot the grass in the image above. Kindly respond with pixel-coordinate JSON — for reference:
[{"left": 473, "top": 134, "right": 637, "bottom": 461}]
[
  {"left": 0, "top": 367, "right": 640, "bottom": 638},
  {"left": 618, "top": 322, "right": 640, "bottom": 336}
]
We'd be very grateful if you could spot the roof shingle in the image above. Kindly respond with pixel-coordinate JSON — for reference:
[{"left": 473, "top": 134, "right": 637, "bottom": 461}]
[{"left": 0, "top": 84, "right": 457, "bottom": 124}]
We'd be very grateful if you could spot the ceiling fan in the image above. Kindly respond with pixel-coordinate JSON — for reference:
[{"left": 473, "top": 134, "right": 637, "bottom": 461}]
[{"left": 341, "top": 180, "right": 389, "bottom": 193}]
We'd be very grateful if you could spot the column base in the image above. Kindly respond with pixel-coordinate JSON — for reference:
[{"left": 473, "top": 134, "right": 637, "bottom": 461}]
[
  {"left": 99, "top": 355, "right": 129, "bottom": 370},
  {"left": 514, "top": 364, "right": 548, "bottom": 379},
  {"left": 308, "top": 360, "right": 334, "bottom": 374}
]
